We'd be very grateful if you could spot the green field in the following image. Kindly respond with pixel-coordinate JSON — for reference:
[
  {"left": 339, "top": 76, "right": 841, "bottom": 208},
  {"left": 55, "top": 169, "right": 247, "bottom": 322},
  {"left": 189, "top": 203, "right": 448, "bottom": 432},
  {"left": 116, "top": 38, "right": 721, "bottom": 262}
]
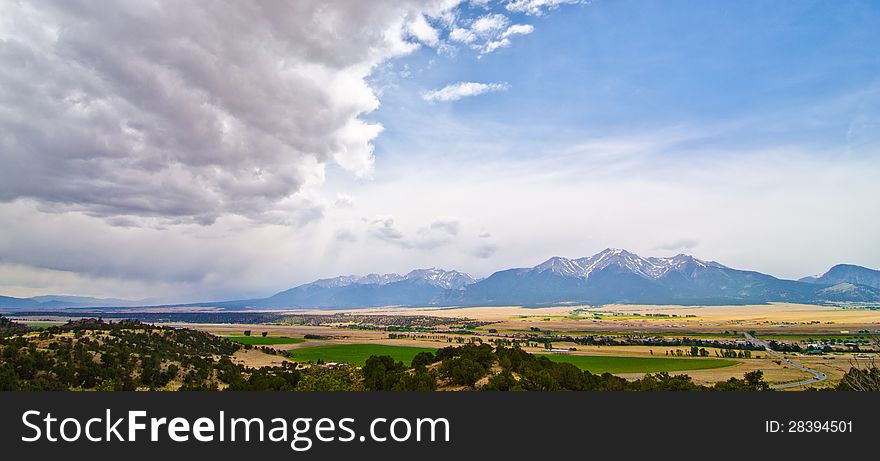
[
  {"left": 755, "top": 333, "right": 873, "bottom": 342},
  {"left": 22, "top": 322, "right": 60, "bottom": 329},
  {"left": 226, "top": 336, "right": 305, "bottom": 345},
  {"left": 287, "top": 344, "right": 436, "bottom": 366},
  {"left": 541, "top": 354, "right": 738, "bottom": 373}
]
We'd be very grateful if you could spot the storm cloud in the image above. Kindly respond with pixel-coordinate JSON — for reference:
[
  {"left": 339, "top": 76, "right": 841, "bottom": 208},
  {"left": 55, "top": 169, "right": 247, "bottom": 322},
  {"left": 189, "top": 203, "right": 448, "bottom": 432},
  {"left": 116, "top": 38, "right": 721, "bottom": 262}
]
[{"left": 0, "top": 0, "right": 460, "bottom": 224}]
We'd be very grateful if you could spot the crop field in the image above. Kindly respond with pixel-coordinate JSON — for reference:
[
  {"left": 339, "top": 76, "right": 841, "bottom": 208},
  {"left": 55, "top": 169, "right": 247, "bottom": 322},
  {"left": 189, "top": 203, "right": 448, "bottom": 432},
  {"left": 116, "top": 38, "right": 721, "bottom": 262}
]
[
  {"left": 226, "top": 336, "right": 305, "bottom": 345},
  {"left": 754, "top": 333, "right": 874, "bottom": 342},
  {"left": 286, "top": 343, "right": 436, "bottom": 366},
  {"left": 21, "top": 322, "right": 60, "bottom": 329},
  {"left": 541, "top": 354, "right": 739, "bottom": 374}
]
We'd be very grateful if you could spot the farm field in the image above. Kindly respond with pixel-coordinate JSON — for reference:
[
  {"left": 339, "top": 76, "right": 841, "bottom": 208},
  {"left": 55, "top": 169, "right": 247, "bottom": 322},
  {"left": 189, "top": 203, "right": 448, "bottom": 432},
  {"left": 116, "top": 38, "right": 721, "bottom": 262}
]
[
  {"left": 21, "top": 321, "right": 61, "bottom": 329},
  {"left": 312, "top": 303, "right": 880, "bottom": 335},
  {"left": 286, "top": 343, "right": 437, "bottom": 366},
  {"left": 225, "top": 336, "right": 304, "bottom": 345},
  {"left": 150, "top": 302, "right": 880, "bottom": 388},
  {"left": 541, "top": 354, "right": 738, "bottom": 374}
]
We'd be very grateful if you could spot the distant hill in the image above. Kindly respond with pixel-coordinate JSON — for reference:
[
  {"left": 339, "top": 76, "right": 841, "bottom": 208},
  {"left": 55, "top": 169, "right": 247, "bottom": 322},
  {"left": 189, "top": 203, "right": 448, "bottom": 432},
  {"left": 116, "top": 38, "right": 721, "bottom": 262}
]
[
  {"left": 800, "top": 264, "right": 880, "bottom": 290},
  {"left": 0, "top": 294, "right": 150, "bottom": 310},
  {"left": 0, "top": 315, "right": 31, "bottom": 336},
  {"left": 202, "top": 268, "right": 479, "bottom": 309}
]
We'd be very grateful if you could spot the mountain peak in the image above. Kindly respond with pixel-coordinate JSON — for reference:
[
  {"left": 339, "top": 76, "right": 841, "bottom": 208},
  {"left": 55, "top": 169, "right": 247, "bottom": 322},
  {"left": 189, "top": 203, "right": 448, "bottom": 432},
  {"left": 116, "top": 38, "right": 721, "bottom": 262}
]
[
  {"left": 405, "top": 268, "right": 478, "bottom": 289},
  {"left": 534, "top": 249, "right": 725, "bottom": 280},
  {"left": 801, "top": 263, "right": 880, "bottom": 289}
]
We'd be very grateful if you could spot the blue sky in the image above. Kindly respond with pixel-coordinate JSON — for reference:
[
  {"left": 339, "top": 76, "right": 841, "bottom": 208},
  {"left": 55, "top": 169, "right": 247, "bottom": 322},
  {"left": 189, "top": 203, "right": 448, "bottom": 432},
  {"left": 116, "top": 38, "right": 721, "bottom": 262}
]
[
  {"left": 320, "top": 0, "right": 880, "bottom": 286},
  {"left": 371, "top": 0, "right": 880, "bottom": 160},
  {"left": 0, "top": 0, "right": 878, "bottom": 300}
]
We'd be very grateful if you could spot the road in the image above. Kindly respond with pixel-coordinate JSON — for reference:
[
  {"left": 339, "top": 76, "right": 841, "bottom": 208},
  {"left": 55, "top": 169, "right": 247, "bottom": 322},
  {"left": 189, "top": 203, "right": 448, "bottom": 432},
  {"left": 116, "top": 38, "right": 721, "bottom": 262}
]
[{"left": 743, "top": 332, "right": 828, "bottom": 390}]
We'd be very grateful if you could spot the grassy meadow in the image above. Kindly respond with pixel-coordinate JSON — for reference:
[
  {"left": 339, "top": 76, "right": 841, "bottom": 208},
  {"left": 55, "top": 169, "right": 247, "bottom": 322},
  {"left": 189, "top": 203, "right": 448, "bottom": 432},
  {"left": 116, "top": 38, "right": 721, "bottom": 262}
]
[
  {"left": 286, "top": 343, "right": 437, "bottom": 366},
  {"left": 542, "top": 354, "right": 738, "bottom": 374}
]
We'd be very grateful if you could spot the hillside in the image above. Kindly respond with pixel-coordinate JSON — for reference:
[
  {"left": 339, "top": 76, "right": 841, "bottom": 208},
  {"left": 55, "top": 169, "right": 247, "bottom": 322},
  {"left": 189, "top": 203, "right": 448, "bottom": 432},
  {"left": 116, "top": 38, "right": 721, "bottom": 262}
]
[
  {"left": 801, "top": 264, "right": 880, "bottom": 289},
  {"left": 1, "top": 318, "right": 787, "bottom": 392},
  {"left": 0, "top": 316, "right": 31, "bottom": 337}
]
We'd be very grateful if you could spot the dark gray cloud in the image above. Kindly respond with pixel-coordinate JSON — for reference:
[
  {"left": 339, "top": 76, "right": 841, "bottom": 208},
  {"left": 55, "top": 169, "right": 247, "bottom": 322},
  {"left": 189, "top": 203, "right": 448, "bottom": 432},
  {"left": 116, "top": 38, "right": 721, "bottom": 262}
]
[
  {"left": 430, "top": 218, "right": 461, "bottom": 235},
  {"left": 368, "top": 216, "right": 462, "bottom": 250},
  {"left": 369, "top": 217, "right": 407, "bottom": 242},
  {"left": 0, "top": 0, "right": 459, "bottom": 224}
]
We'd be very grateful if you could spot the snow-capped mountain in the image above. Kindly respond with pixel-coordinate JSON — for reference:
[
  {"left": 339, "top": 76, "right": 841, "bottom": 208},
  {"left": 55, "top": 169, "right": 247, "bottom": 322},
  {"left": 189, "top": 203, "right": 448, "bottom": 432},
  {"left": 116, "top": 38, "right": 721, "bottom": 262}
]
[
  {"left": 534, "top": 248, "right": 726, "bottom": 280},
  {"left": 49, "top": 250, "right": 878, "bottom": 311},
  {"left": 309, "top": 269, "right": 477, "bottom": 291},
  {"left": 403, "top": 268, "right": 478, "bottom": 290},
  {"left": 452, "top": 248, "right": 880, "bottom": 306},
  {"left": 312, "top": 274, "right": 402, "bottom": 288},
  {"left": 228, "top": 268, "right": 480, "bottom": 309}
]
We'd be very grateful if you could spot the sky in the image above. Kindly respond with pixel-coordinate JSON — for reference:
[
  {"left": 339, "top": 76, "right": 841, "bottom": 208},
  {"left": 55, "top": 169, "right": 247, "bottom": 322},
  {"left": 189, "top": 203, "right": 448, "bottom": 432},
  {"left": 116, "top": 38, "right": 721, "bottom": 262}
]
[{"left": 0, "top": 0, "right": 878, "bottom": 302}]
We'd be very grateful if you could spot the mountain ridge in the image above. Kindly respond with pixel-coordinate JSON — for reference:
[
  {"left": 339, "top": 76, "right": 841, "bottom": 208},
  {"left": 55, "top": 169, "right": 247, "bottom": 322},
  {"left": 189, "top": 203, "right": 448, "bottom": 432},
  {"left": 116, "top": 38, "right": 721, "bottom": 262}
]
[
  {"left": 3, "top": 250, "right": 879, "bottom": 310},
  {"left": 799, "top": 263, "right": 880, "bottom": 289}
]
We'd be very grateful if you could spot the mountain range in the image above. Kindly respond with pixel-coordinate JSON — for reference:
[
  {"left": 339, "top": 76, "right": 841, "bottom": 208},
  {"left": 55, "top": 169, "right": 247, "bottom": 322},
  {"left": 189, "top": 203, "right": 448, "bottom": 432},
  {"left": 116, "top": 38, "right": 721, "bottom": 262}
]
[
  {"left": 0, "top": 295, "right": 158, "bottom": 310},
  {"left": 2, "top": 249, "right": 879, "bottom": 310}
]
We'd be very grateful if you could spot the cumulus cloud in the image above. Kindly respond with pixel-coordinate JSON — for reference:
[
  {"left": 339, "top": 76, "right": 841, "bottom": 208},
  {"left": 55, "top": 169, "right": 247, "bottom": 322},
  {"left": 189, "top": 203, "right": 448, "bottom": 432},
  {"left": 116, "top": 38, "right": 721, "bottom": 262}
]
[
  {"left": 0, "top": 1, "right": 463, "bottom": 225},
  {"left": 0, "top": 0, "right": 595, "bottom": 300},
  {"left": 506, "top": 0, "right": 589, "bottom": 16},
  {"left": 407, "top": 14, "right": 441, "bottom": 47},
  {"left": 422, "top": 82, "right": 511, "bottom": 102}
]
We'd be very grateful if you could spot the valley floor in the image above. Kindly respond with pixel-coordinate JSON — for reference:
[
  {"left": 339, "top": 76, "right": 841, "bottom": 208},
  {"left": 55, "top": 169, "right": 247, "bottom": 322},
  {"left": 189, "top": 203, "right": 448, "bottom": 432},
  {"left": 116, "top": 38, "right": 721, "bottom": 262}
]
[{"left": 84, "top": 302, "right": 874, "bottom": 390}]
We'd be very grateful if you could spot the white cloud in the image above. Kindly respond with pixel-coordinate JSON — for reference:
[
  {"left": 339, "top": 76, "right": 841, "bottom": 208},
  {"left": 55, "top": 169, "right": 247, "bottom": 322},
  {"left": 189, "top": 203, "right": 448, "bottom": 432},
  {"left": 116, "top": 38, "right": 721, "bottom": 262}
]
[
  {"left": 422, "top": 81, "right": 511, "bottom": 102},
  {"left": 483, "top": 38, "right": 512, "bottom": 54},
  {"left": 408, "top": 14, "right": 441, "bottom": 47},
  {"left": 506, "top": 0, "right": 588, "bottom": 16},
  {"left": 334, "top": 193, "right": 356, "bottom": 208},
  {"left": 447, "top": 13, "right": 534, "bottom": 54},
  {"left": 471, "top": 13, "right": 510, "bottom": 35},
  {"left": 503, "top": 24, "right": 536, "bottom": 38},
  {"left": 450, "top": 27, "right": 478, "bottom": 43}
]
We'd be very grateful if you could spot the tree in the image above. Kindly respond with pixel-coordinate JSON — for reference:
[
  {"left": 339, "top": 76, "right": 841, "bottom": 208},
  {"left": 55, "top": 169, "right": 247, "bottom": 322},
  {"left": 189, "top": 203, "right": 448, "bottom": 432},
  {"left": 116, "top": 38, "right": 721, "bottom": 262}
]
[
  {"left": 440, "top": 357, "right": 487, "bottom": 387},
  {"left": 261, "top": 332, "right": 268, "bottom": 337},
  {"left": 0, "top": 363, "right": 19, "bottom": 391},
  {"left": 362, "top": 355, "right": 406, "bottom": 391},
  {"left": 243, "top": 330, "right": 251, "bottom": 337},
  {"left": 744, "top": 371, "right": 770, "bottom": 390},
  {"left": 411, "top": 351, "right": 436, "bottom": 369},
  {"left": 395, "top": 370, "right": 437, "bottom": 391}
]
